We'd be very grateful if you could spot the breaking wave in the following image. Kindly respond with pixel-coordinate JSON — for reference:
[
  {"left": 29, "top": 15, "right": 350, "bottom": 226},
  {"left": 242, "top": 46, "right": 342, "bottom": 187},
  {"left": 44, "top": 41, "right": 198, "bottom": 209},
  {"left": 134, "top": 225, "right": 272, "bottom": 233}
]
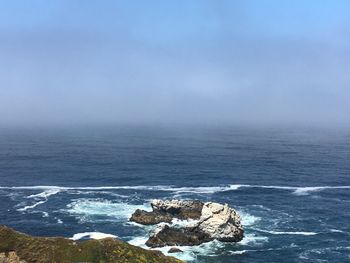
[
  {"left": 17, "top": 200, "right": 46, "bottom": 211},
  {"left": 16, "top": 189, "right": 61, "bottom": 212},
  {"left": 65, "top": 199, "right": 150, "bottom": 222},
  {"left": 252, "top": 228, "right": 317, "bottom": 236}
]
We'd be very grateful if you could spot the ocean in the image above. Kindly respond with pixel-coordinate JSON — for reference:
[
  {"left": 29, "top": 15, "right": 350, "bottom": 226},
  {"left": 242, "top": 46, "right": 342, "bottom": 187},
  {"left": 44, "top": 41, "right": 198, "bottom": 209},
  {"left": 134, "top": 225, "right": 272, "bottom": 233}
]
[{"left": 0, "top": 125, "right": 349, "bottom": 262}]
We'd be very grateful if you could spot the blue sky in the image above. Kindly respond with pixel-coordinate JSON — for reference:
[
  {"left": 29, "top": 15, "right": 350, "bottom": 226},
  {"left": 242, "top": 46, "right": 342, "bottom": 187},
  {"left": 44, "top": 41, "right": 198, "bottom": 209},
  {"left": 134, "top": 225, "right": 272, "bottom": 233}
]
[{"left": 0, "top": 0, "right": 350, "bottom": 126}]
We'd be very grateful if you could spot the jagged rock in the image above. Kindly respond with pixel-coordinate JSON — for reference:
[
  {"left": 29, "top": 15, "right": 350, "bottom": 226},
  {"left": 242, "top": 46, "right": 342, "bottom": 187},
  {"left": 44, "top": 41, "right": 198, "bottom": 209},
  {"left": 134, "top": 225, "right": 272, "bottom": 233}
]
[
  {"left": 168, "top": 247, "right": 183, "bottom": 253},
  {"left": 151, "top": 200, "right": 203, "bottom": 220},
  {"left": 197, "top": 202, "right": 244, "bottom": 242},
  {"left": 145, "top": 224, "right": 211, "bottom": 248},
  {"left": 129, "top": 200, "right": 204, "bottom": 226},
  {"left": 139, "top": 200, "right": 244, "bottom": 247},
  {"left": 130, "top": 209, "right": 173, "bottom": 225}
]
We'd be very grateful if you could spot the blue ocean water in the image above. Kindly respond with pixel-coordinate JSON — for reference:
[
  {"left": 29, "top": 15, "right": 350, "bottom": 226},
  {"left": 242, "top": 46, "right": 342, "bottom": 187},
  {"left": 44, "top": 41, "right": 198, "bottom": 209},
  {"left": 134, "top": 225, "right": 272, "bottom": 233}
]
[{"left": 0, "top": 126, "right": 349, "bottom": 262}]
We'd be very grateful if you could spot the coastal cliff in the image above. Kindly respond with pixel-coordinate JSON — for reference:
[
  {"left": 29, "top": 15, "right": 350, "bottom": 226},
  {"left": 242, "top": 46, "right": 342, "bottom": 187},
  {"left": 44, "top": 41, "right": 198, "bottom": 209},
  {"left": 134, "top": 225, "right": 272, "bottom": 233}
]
[{"left": 0, "top": 225, "right": 183, "bottom": 263}]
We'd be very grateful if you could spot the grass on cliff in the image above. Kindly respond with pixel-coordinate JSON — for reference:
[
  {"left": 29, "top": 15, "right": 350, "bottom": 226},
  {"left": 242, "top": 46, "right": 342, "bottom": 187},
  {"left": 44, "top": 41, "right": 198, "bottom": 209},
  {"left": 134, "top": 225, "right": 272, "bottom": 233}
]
[{"left": 0, "top": 225, "right": 183, "bottom": 263}]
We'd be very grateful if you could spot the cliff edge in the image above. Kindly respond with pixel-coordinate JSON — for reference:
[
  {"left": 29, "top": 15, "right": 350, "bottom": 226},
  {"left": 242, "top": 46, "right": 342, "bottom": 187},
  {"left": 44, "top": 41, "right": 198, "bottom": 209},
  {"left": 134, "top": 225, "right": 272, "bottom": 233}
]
[{"left": 0, "top": 225, "right": 183, "bottom": 263}]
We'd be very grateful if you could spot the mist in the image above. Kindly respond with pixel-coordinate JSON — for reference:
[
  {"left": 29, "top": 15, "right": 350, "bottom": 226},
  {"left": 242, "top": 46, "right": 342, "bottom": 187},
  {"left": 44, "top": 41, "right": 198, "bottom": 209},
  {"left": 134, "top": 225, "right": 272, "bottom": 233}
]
[{"left": 1, "top": 0, "right": 350, "bottom": 127}]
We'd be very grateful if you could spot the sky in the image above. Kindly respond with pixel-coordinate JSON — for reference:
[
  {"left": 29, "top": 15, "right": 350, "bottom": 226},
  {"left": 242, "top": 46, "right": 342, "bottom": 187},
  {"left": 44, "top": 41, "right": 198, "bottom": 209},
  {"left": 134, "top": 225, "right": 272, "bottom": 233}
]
[{"left": 0, "top": 0, "right": 350, "bottom": 126}]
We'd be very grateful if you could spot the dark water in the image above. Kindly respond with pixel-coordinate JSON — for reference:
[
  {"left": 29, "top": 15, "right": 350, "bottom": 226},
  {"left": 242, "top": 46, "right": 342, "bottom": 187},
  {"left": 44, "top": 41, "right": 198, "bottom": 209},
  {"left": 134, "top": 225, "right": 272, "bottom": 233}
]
[{"left": 0, "top": 126, "right": 349, "bottom": 262}]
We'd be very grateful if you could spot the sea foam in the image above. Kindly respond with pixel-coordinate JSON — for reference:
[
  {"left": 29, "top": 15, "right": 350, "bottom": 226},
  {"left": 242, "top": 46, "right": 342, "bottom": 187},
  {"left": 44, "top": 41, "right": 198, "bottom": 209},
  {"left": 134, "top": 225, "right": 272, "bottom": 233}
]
[{"left": 66, "top": 199, "right": 150, "bottom": 222}]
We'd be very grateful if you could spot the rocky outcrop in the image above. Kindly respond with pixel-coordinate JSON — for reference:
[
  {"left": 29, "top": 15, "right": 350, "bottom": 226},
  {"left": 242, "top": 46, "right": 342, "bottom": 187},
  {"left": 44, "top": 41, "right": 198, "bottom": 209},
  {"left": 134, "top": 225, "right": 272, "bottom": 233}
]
[
  {"left": 197, "top": 202, "right": 244, "bottom": 242},
  {"left": 0, "top": 225, "right": 183, "bottom": 263},
  {"left": 130, "top": 200, "right": 244, "bottom": 248},
  {"left": 151, "top": 200, "right": 204, "bottom": 220},
  {"left": 130, "top": 200, "right": 203, "bottom": 225},
  {"left": 130, "top": 209, "right": 173, "bottom": 225},
  {"left": 168, "top": 247, "right": 183, "bottom": 253},
  {"left": 146, "top": 224, "right": 211, "bottom": 248}
]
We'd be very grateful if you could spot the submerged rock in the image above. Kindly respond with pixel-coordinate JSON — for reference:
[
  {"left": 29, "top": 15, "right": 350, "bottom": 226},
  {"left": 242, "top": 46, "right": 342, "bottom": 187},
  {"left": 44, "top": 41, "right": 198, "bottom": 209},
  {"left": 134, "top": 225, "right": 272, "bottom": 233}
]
[
  {"left": 168, "top": 247, "right": 183, "bottom": 253},
  {"left": 0, "top": 225, "right": 183, "bottom": 263}
]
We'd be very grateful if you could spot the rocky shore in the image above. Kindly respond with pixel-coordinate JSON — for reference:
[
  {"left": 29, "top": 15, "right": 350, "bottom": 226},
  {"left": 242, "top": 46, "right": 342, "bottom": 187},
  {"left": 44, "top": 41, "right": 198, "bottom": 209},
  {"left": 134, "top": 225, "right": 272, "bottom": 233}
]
[
  {"left": 130, "top": 200, "right": 244, "bottom": 248},
  {"left": 0, "top": 199, "right": 243, "bottom": 262},
  {"left": 0, "top": 225, "right": 182, "bottom": 263}
]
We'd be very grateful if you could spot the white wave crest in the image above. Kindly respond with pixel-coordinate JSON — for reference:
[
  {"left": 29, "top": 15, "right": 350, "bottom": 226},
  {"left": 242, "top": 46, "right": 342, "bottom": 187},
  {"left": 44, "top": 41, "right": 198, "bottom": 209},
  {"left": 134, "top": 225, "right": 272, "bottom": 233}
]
[
  {"left": 70, "top": 232, "right": 117, "bottom": 241},
  {"left": 238, "top": 233, "right": 268, "bottom": 246},
  {"left": 292, "top": 186, "right": 350, "bottom": 196},
  {"left": 253, "top": 228, "right": 317, "bottom": 235},
  {"left": 17, "top": 200, "right": 46, "bottom": 211},
  {"left": 229, "top": 184, "right": 350, "bottom": 196},
  {"left": 27, "top": 189, "right": 61, "bottom": 199},
  {"left": 238, "top": 211, "right": 260, "bottom": 226},
  {"left": 229, "top": 250, "right": 247, "bottom": 255},
  {"left": 2, "top": 184, "right": 350, "bottom": 196},
  {"left": 16, "top": 188, "right": 60, "bottom": 212},
  {"left": 330, "top": 229, "right": 344, "bottom": 233}
]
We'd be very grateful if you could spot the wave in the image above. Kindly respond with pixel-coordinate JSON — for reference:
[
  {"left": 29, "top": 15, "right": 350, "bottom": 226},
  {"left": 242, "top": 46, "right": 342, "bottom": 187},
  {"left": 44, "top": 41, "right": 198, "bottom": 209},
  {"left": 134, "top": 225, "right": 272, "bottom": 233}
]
[
  {"left": 42, "top": 211, "right": 49, "bottom": 217},
  {"left": 229, "top": 244, "right": 300, "bottom": 255},
  {"left": 26, "top": 189, "right": 61, "bottom": 199},
  {"left": 70, "top": 232, "right": 117, "bottom": 241},
  {"left": 2, "top": 184, "right": 350, "bottom": 196},
  {"left": 17, "top": 200, "right": 46, "bottom": 211},
  {"left": 330, "top": 229, "right": 345, "bottom": 233},
  {"left": 238, "top": 233, "right": 269, "bottom": 246},
  {"left": 16, "top": 188, "right": 61, "bottom": 212},
  {"left": 238, "top": 210, "right": 261, "bottom": 226},
  {"left": 299, "top": 246, "right": 350, "bottom": 260},
  {"left": 229, "top": 185, "right": 350, "bottom": 196},
  {"left": 229, "top": 250, "right": 247, "bottom": 255},
  {"left": 252, "top": 228, "right": 317, "bottom": 236}
]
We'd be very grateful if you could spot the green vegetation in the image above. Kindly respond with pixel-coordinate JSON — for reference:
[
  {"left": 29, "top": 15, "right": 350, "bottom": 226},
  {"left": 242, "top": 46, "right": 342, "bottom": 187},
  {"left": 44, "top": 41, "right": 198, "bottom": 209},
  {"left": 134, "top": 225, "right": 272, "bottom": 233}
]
[{"left": 0, "top": 225, "right": 183, "bottom": 263}]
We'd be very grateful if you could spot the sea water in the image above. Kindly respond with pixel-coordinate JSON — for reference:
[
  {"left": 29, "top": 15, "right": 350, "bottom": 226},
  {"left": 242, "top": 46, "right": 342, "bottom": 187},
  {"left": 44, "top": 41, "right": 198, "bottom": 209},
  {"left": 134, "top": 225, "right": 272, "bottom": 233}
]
[{"left": 0, "top": 125, "right": 349, "bottom": 262}]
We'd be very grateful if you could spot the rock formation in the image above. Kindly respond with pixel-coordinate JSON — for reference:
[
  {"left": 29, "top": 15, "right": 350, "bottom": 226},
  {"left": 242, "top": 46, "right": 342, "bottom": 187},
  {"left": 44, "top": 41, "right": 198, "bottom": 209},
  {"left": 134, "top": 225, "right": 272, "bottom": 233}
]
[
  {"left": 197, "top": 202, "right": 244, "bottom": 242},
  {"left": 130, "top": 199, "right": 244, "bottom": 247},
  {"left": 130, "top": 200, "right": 203, "bottom": 225},
  {"left": 146, "top": 224, "right": 211, "bottom": 248},
  {"left": 130, "top": 209, "right": 173, "bottom": 225},
  {"left": 151, "top": 200, "right": 204, "bottom": 220},
  {"left": 168, "top": 247, "right": 183, "bottom": 253}
]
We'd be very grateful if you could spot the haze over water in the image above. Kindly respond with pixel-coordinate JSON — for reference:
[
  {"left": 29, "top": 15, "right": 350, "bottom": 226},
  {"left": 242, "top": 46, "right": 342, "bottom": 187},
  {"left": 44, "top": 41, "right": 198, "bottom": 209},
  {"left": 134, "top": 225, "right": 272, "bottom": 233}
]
[{"left": 1, "top": 0, "right": 350, "bottom": 127}]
